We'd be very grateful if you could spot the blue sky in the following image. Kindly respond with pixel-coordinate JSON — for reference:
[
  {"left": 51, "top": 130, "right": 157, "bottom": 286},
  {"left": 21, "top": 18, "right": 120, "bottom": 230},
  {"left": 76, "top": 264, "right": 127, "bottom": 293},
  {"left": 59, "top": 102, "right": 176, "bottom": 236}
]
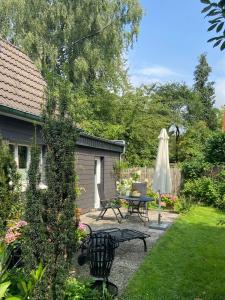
[{"left": 128, "top": 0, "right": 225, "bottom": 108}]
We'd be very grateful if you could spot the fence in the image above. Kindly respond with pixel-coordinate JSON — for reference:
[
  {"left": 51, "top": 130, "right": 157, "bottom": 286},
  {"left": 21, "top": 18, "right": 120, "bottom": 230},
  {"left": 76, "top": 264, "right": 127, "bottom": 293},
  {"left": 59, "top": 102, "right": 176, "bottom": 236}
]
[{"left": 121, "top": 165, "right": 182, "bottom": 195}]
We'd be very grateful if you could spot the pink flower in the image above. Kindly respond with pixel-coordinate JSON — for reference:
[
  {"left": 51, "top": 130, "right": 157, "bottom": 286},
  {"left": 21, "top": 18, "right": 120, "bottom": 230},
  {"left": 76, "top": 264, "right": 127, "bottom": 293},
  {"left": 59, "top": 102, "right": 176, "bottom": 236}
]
[
  {"left": 78, "top": 223, "right": 86, "bottom": 231},
  {"left": 5, "top": 232, "right": 21, "bottom": 244},
  {"left": 160, "top": 201, "right": 166, "bottom": 207},
  {"left": 16, "top": 220, "right": 28, "bottom": 228}
]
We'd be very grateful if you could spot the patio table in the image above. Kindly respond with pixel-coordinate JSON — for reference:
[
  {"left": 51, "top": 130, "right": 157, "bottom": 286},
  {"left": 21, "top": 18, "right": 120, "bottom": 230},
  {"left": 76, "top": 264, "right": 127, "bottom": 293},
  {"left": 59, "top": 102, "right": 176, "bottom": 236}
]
[{"left": 119, "top": 195, "right": 154, "bottom": 224}]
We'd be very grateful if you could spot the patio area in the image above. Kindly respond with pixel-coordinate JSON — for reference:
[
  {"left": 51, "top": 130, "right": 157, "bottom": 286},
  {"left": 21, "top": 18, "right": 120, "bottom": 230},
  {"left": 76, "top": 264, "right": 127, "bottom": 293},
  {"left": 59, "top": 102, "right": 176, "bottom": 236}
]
[{"left": 73, "top": 208, "right": 179, "bottom": 296}]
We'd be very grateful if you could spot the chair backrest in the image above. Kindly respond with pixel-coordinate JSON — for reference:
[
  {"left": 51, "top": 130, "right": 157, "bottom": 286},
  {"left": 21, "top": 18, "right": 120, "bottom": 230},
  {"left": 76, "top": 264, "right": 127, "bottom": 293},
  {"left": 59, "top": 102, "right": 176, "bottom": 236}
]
[
  {"left": 132, "top": 182, "right": 147, "bottom": 196},
  {"left": 88, "top": 232, "right": 118, "bottom": 279},
  {"left": 97, "top": 183, "right": 105, "bottom": 201}
]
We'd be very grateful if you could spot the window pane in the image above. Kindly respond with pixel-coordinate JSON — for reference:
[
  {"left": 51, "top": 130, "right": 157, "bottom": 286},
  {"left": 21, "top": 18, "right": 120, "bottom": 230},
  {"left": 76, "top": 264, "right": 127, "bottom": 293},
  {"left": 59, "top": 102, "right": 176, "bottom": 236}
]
[{"left": 18, "top": 146, "right": 27, "bottom": 169}]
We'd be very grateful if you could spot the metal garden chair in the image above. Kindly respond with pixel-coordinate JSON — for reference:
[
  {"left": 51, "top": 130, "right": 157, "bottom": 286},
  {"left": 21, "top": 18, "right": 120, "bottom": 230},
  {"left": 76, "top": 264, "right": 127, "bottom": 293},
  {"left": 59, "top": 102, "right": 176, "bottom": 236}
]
[{"left": 96, "top": 183, "right": 123, "bottom": 223}]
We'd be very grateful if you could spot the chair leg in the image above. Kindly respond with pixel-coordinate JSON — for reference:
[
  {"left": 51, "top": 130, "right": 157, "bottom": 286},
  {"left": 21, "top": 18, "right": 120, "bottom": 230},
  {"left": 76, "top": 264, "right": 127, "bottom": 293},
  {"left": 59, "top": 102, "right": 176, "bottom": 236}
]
[
  {"left": 117, "top": 208, "right": 124, "bottom": 219},
  {"left": 139, "top": 238, "right": 147, "bottom": 252},
  {"left": 96, "top": 208, "right": 107, "bottom": 221},
  {"left": 111, "top": 208, "right": 121, "bottom": 223}
]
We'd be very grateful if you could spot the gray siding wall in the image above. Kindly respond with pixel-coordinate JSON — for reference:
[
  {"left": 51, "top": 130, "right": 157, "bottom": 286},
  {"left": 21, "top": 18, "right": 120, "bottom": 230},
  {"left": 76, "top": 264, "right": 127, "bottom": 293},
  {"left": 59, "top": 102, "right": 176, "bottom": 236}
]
[
  {"left": 0, "top": 115, "right": 43, "bottom": 144},
  {"left": 76, "top": 146, "right": 120, "bottom": 212},
  {"left": 0, "top": 115, "right": 120, "bottom": 212}
]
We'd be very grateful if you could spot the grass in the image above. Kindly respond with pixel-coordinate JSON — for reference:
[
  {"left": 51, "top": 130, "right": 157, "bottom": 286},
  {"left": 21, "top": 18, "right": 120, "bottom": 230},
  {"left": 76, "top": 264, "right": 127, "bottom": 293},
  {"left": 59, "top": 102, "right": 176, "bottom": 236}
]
[{"left": 121, "top": 206, "right": 225, "bottom": 300}]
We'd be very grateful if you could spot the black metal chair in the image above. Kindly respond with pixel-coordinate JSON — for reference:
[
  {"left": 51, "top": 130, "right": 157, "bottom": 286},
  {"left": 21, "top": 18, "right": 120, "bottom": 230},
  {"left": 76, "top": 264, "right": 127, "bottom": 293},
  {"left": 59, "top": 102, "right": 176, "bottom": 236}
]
[
  {"left": 96, "top": 184, "right": 123, "bottom": 223},
  {"left": 88, "top": 232, "right": 119, "bottom": 297},
  {"left": 128, "top": 182, "right": 149, "bottom": 222}
]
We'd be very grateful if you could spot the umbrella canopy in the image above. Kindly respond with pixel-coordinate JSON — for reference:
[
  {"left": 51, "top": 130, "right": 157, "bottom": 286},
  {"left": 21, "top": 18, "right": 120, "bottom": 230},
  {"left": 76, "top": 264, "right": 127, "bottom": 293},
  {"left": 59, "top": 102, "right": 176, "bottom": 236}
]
[{"left": 152, "top": 128, "right": 172, "bottom": 194}]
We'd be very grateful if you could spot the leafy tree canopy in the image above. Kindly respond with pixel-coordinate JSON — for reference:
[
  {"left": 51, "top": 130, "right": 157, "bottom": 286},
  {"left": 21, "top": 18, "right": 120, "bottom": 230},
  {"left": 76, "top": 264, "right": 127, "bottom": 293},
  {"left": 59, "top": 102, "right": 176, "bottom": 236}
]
[
  {"left": 0, "top": 0, "right": 143, "bottom": 93},
  {"left": 200, "top": 0, "right": 225, "bottom": 50},
  {"left": 193, "top": 53, "right": 217, "bottom": 129}
]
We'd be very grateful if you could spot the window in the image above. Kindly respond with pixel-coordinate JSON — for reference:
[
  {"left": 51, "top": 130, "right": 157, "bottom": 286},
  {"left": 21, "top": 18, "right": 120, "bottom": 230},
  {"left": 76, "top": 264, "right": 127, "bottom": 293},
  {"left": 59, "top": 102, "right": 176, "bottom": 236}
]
[
  {"left": 7, "top": 143, "right": 47, "bottom": 190},
  {"left": 18, "top": 145, "right": 28, "bottom": 169}
]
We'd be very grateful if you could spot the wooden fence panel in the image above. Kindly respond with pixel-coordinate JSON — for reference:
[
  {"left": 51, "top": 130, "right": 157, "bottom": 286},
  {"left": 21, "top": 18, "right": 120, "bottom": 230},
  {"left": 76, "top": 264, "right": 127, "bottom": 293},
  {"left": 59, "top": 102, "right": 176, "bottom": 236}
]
[{"left": 121, "top": 165, "right": 181, "bottom": 194}]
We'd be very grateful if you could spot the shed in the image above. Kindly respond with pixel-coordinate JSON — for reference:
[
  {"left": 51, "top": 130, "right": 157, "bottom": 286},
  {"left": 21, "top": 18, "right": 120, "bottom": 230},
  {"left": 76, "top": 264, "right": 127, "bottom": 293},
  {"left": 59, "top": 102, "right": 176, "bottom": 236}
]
[{"left": 0, "top": 38, "right": 124, "bottom": 212}]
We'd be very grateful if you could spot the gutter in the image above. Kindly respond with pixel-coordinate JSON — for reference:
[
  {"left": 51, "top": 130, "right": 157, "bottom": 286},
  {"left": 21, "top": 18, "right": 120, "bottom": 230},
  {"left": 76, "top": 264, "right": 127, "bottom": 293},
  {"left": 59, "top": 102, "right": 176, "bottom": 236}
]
[
  {"left": 0, "top": 105, "right": 125, "bottom": 153},
  {"left": 0, "top": 105, "right": 42, "bottom": 124}
]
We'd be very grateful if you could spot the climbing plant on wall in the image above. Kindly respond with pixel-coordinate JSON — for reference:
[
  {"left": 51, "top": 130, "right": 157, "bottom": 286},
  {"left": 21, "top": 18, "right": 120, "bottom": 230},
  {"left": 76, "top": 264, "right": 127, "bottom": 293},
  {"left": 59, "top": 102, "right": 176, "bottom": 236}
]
[{"left": 23, "top": 78, "right": 78, "bottom": 300}]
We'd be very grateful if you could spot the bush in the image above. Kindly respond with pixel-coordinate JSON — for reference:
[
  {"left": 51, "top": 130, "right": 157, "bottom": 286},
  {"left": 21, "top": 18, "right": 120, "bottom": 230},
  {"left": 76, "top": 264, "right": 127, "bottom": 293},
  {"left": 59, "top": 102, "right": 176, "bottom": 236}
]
[
  {"left": 182, "top": 177, "right": 220, "bottom": 206},
  {"left": 205, "top": 132, "right": 225, "bottom": 163},
  {"left": 181, "top": 157, "right": 211, "bottom": 180},
  {"left": 64, "top": 278, "right": 113, "bottom": 300},
  {"left": 174, "top": 196, "right": 192, "bottom": 213},
  {"left": 0, "top": 140, "right": 22, "bottom": 234}
]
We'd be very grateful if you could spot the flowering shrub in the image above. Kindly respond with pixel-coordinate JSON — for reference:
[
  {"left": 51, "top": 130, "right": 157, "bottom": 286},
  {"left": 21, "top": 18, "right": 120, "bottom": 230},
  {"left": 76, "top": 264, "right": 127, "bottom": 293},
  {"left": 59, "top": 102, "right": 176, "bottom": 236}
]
[
  {"left": 75, "top": 223, "right": 88, "bottom": 243},
  {"left": 160, "top": 194, "right": 177, "bottom": 208},
  {"left": 4, "top": 220, "right": 27, "bottom": 245}
]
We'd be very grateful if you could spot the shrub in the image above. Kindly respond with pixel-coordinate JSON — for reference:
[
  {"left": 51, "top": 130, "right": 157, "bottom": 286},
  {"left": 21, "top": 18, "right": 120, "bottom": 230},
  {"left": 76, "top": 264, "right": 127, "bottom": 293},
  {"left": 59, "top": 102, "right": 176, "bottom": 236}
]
[
  {"left": 174, "top": 196, "right": 192, "bottom": 213},
  {"left": 64, "top": 278, "right": 113, "bottom": 300},
  {"left": 181, "top": 157, "right": 211, "bottom": 180},
  {"left": 205, "top": 132, "right": 225, "bottom": 163},
  {"left": 215, "top": 195, "right": 225, "bottom": 211},
  {"left": 160, "top": 194, "right": 177, "bottom": 208},
  {"left": 23, "top": 80, "right": 78, "bottom": 300},
  {"left": 0, "top": 140, "right": 22, "bottom": 234},
  {"left": 182, "top": 177, "right": 220, "bottom": 206}
]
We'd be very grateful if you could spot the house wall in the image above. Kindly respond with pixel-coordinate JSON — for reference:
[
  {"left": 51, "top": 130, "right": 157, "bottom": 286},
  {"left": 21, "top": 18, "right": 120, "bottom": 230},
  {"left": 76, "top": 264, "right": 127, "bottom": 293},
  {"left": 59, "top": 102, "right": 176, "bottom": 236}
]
[
  {"left": 0, "top": 115, "right": 43, "bottom": 144},
  {"left": 0, "top": 115, "right": 120, "bottom": 211},
  {"left": 76, "top": 147, "right": 119, "bottom": 212}
]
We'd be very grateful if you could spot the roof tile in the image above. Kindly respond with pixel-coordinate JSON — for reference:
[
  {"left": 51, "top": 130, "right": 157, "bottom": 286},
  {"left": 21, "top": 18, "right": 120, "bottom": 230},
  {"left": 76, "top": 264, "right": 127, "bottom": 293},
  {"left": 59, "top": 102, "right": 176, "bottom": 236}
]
[{"left": 0, "top": 38, "right": 45, "bottom": 116}]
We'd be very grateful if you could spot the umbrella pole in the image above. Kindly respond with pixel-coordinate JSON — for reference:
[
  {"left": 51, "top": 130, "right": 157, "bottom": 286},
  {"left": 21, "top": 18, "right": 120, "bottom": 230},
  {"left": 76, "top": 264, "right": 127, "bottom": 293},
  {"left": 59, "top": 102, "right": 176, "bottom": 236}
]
[{"left": 158, "top": 190, "right": 162, "bottom": 225}]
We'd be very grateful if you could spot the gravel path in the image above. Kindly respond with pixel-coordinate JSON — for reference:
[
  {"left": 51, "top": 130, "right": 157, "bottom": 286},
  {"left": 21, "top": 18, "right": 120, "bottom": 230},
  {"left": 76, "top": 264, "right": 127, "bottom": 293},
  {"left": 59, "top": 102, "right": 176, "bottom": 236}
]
[{"left": 73, "top": 208, "right": 179, "bottom": 297}]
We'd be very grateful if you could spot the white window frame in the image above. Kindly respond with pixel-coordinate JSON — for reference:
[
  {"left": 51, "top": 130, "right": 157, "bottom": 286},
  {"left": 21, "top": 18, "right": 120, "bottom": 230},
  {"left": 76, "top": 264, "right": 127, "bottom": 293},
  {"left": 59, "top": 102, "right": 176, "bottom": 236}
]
[{"left": 8, "top": 142, "right": 47, "bottom": 191}]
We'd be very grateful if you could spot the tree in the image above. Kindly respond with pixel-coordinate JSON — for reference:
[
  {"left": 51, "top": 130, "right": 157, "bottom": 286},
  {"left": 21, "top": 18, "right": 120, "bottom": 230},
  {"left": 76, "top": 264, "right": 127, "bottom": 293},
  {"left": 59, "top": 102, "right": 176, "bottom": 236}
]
[
  {"left": 0, "top": 0, "right": 143, "bottom": 94},
  {"left": 23, "top": 79, "right": 78, "bottom": 300},
  {"left": 200, "top": 0, "right": 225, "bottom": 50},
  {"left": 178, "top": 121, "right": 212, "bottom": 161},
  {"left": 152, "top": 83, "right": 203, "bottom": 162},
  {"left": 193, "top": 53, "right": 217, "bottom": 130}
]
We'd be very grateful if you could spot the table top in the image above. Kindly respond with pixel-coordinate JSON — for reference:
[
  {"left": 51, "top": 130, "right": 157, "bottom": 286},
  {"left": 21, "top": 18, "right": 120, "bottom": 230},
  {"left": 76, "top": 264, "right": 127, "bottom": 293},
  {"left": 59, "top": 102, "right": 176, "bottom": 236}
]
[{"left": 119, "top": 195, "right": 154, "bottom": 202}]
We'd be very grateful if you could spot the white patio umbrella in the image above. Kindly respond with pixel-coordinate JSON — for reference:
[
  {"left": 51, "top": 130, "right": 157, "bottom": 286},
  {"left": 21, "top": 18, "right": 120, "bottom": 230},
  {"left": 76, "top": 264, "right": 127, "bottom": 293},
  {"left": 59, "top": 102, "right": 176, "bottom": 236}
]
[{"left": 152, "top": 128, "right": 172, "bottom": 225}]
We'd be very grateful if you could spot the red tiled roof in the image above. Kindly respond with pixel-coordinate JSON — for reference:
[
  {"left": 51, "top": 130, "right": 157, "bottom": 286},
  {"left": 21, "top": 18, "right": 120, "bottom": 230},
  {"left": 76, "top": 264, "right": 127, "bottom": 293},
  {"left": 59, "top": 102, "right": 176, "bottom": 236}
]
[{"left": 0, "top": 38, "right": 45, "bottom": 117}]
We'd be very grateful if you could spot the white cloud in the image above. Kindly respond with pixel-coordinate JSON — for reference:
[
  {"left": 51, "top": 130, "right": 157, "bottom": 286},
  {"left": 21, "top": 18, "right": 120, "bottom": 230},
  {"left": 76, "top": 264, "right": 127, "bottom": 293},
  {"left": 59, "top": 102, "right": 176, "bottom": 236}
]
[
  {"left": 129, "top": 65, "right": 182, "bottom": 87},
  {"left": 215, "top": 78, "right": 225, "bottom": 108},
  {"left": 130, "top": 74, "right": 162, "bottom": 87},
  {"left": 136, "top": 66, "right": 181, "bottom": 78}
]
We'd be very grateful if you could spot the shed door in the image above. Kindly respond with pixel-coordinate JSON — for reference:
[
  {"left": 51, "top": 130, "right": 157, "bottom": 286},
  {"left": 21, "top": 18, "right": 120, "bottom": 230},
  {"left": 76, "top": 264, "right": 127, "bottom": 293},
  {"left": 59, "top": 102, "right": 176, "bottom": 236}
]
[{"left": 94, "top": 157, "right": 102, "bottom": 208}]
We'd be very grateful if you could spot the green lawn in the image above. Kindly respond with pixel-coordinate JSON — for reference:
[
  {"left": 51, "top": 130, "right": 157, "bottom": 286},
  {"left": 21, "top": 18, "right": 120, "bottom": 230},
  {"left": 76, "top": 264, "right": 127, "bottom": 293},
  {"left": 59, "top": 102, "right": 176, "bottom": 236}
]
[{"left": 121, "top": 206, "right": 225, "bottom": 300}]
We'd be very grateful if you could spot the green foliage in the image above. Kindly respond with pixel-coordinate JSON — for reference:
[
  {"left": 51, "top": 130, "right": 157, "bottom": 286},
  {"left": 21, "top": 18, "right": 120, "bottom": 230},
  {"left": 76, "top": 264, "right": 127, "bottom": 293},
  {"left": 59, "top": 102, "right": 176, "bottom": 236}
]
[
  {"left": 174, "top": 196, "right": 192, "bottom": 213},
  {"left": 64, "top": 278, "right": 99, "bottom": 300},
  {"left": 113, "top": 160, "right": 128, "bottom": 182},
  {"left": 200, "top": 0, "right": 225, "bottom": 50},
  {"left": 0, "top": 140, "right": 21, "bottom": 234},
  {"left": 0, "top": 0, "right": 143, "bottom": 93},
  {"left": 64, "top": 278, "right": 114, "bottom": 300},
  {"left": 23, "top": 80, "right": 78, "bottom": 300},
  {"left": 0, "top": 240, "right": 45, "bottom": 299},
  {"left": 178, "top": 121, "right": 212, "bottom": 162},
  {"left": 205, "top": 131, "right": 225, "bottom": 163},
  {"left": 193, "top": 53, "right": 217, "bottom": 129},
  {"left": 181, "top": 157, "right": 212, "bottom": 179},
  {"left": 182, "top": 176, "right": 220, "bottom": 206}
]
